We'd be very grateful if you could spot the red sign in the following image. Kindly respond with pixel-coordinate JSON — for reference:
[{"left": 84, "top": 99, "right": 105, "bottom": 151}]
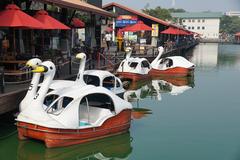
[{"left": 117, "top": 15, "right": 138, "bottom": 21}]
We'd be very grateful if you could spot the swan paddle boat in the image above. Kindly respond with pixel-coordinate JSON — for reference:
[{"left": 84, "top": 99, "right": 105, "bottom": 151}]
[
  {"left": 83, "top": 70, "right": 125, "bottom": 97},
  {"left": 43, "top": 53, "right": 125, "bottom": 96},
  {"left": 16, "top": 61, "right": 132, "bottom": 148},
  {"left": 117, "top": 47, "right": 151, "bottom": 82},
  {"left": 149, "top": 46, "right": 195, "bottom": 77},
  {"left": 19, "top": 58, "right": 42, "bottom": 112}
]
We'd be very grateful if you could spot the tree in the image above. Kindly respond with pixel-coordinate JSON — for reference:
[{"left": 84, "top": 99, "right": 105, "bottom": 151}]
[
  {"left": 168, "top": 8, "right": 186, "bottom": 13},
  {"left": 142, "top": 6, "right": 172, "bottom": 21},
  {"left": 220, "top": 16, "right": 240, "bottom": 34}
]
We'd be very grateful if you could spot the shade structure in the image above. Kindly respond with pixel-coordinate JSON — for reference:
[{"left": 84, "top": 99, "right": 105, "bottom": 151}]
[
  {"left": 0, "top": 4, "right": 44, "bottom": 29},
  {"left": 105, "top": 27, "right": 114, "bottom": 32},
  {"left": 123, "top": 21, "right": 152, "bottom": 32},
  {"left": 34, "top": 10, "right": 70, "bottom": 30},
  {"left": 235, "top": 32, "right": 240, "bottom": 37},
  {"left": 161, "top": 27, "right": 189, "bottom": 35},
  {"left": 71, "top": 18, "right": 85, "bottom": 28},
  {"left": 121, "top": 25, "right": 132, "bottom": 32}
]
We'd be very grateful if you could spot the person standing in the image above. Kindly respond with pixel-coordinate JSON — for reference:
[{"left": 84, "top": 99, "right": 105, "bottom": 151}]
[{"left": 104, "top": 32, "right": 112, "bottom": 51}]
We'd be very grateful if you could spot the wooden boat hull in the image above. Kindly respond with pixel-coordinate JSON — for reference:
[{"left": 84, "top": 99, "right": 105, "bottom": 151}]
[
  {"left": 117, "top": 72, "right": 150, "bottom": 82},
  {"left": 149, "top": 67, "right": 194, "bottom": 77},
  {"left": 17, "top": 109, "right": 132, "bottom": 148}
]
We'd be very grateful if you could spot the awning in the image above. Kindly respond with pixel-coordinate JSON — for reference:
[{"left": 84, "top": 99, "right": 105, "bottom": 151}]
[
  {"left": 33, "top": 0, "right": 115, "bottom": 17},
  {"left": 161, "top": 27, "right": 189, "bottom": 35},
  {"left": 235, "top": 32, "right": 240, "bottom": 37},
  {"left": 123, "top": 21, "right": 152, "bottom": 32},
  {"left": 71, "top": 18, "right": 85, "bottom": 28},
  {"left": 34, "top": 10, "right": 70, "bottom": 30}
]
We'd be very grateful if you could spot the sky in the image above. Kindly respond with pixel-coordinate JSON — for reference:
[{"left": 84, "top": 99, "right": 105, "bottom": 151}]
[{"left": 103, "top": 0, "right": 240, "bottom": 12}]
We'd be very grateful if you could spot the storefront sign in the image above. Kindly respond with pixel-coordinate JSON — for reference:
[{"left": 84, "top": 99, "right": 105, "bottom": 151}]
[
  {"left": 116, "top": 15, "right": 138, "bottom": 27},
  {"left": 152, "top": 24, "right": 159, "bottom": 37}
]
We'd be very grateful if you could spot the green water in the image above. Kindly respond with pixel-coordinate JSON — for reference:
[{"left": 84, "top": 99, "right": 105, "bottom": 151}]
[{"left": 1, "top": 43, "right": 240, "bottom": 160}]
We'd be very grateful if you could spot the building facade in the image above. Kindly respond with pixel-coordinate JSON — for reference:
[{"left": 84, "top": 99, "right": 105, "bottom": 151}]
[
  {"left": 225, "top": 11, "right": 240, "bottom": 17},
  {"left": 172, "top": 12, "right": 222, "bottom": 39}
]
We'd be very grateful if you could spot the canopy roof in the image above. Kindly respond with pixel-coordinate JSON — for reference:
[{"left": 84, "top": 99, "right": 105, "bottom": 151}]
[
  {"left": 161, "top": 27, "right": 189, "bottom": 35},
  {"left": 33, "top": 0, "right": 115, "bottom": 17},
  {"left": 0, "top": 4, "right": 44, "bottom": 29},
  {"left": 34, "top": 10, "right": 70, "bottom": 30},
  {"left": 123, "top": 21, "right": 152, "bottom": 32},
  {"left": 71, "top": 18, "right": 85, "bottom": 28},
  {"left": 235, "top": 32, "right": 240, "bottom": 37}
]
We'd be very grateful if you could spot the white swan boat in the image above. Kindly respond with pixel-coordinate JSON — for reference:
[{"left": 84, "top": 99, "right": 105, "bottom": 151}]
[
  {"left": 149, "top": 46, "right": 195, "bottom": 77},
  {"left": 117, "top": 47, "right": 151, "bottom": 82},
  {"left": 16, "top": 60, "right": 132, "bottom": 148}
]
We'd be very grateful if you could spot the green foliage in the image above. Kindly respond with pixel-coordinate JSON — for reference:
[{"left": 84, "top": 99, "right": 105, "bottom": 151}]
[
  {"left": 142, "top": 6, "right": 172, "bottom": 21},
  {"left": 142, "top": 6, "right": 186, "bottom": 21},
  {"left": 220, "top": 15, "right": 240, "bottom": 34}
]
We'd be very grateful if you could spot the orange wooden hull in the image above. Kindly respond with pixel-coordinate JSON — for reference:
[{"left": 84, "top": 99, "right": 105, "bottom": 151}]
[
  {"left": 117, "top": 72, "right": 150, "bottom": 82},
  {"left": 17, "top": 109, "right": 132, "bottom": 148},
  {"left": 149, "top": 67, "right": 194, "bottom": 77}
]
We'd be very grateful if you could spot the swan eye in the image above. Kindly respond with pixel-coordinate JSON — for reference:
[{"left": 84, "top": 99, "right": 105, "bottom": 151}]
[{"left": 50, "top": 66, "right": 53, "bottom": 70}]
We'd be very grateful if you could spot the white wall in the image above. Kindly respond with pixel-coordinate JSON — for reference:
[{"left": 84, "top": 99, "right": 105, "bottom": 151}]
[{"left": 182, "top": 18, "right": 220, "bottom": 39}]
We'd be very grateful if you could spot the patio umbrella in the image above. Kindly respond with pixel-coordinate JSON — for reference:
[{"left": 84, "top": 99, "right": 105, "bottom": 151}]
[
  {"left": 71, "top": 18, "right": 85, "bottom": 28},
  {"left": 34, "top": 10, "right": 70, "bottom": 30},
  {"left": 0, "top": 4, "right": 44, "bottom": 54},
  {"left": 161, "top": 27, "right": 189, "bottom": 35},
  {"left": 105, "top": 27, "right": 114, "bottom": 33},
  {"left": 123, "top": 21, "right": 152, "bottom": 32},
  {"left": 235, "top": 32, "right": 240, "bottom": 37}
]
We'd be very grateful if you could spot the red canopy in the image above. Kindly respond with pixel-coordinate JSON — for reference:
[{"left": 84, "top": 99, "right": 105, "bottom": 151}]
[
  {"left": 34, "top": 10, "right": 70, "bottom": 30},
  {"left": 71, "top": 18, "right": 85, "bottom": 28},
  {"left": 123, "top": 21, "right": 152, "bottom": 32},
  {"left": 105, "top": 27, "right": 114, "bottom": 32},
  {"left": 235, "top": 32, "right": 240, "bottom": 37},
  {"left": 161, "top": 27, "right": 189, "bottom": 35},
  {"left": 0, "top": 4, "right": 44, "bottom": 29}
]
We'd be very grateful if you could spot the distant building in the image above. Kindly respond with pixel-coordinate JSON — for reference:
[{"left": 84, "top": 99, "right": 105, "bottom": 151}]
[
  {"left": 225, "top": 11, "right": 240, "bottom": 17},
  {"left": 172, "top": 12, "right": 222, "bottom": 39}
]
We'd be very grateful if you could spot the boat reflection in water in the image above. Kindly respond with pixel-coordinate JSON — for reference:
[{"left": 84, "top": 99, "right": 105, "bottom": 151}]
[
  {"left": 151, "top": 76, "right": 195, "bottom": 100},
  {"left": 17, "top": 132, "right": 132, "bottom": 160},
  {"left": 124, "top": 81, "right": 153, "bottom": 120}
]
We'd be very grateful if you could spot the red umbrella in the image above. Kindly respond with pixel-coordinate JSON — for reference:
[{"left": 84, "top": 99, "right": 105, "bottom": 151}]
[
  {"left": 71, "top": 18, "right": 85, "bottom": 28},
  {"left": 161, "top": 27, "right": 189, "bottom": 35},
  {"left": 34, "top": 10, "right": 70, "bottom": 30},
  {"left": 235, "top": 32, "right": 240, "bottom": 37},
  {"left": 105, "top": 27, "right": 114, "bottom": 32},
  {"left": 0, "top": 4, "right": 44, "bottom": 28},
  {"left": 123, "top": 21, "right": 152, "bottom": 32},
  {"left": 0, "top": 4, "right": 44, "bottom": 54}
]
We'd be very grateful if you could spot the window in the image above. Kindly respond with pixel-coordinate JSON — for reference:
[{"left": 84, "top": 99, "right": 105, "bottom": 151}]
[
  {"left": 182, "top": 19, "right": 185, "bottom": 23},
  {"left": 192, "top": 26, "right": 194, "bottom": 30},
  {"left": 116, "top": 79, "right": 121, "bottom": 88},
  {"left": 84, "top": 75, "right": 100, "bottom": 86},
  {"left": 80, "top": 93, "right": 114, "bottom": 111},
  {"left": 202, "top": 26, "right": 205, "bottom": 30},
  {"left": 188, "top": 19, "right": 191, "bottom": 22},
  {"left": 44, "top": 94, "right": 59, "bottom": 107},
  {"left": 141, "top": 60, "right": 150, "bottom": 68},
  {"left": 46, "top": 96, "right": 73, "bottom": 115},
  {"left": 192, "top": 19, "right": 195, "bottom": 23},
  {"left": 129, "top": 62, "right": 138, "bottom": 68},
  {"left": 198, "top": 19, "right": 201, "bottom": 22},
  {"left": 103, "top": 76, "right": 115, "bottom": 89},
  {"left": 202, "top": 19, "right": 205, "bottom": 22},
  {"left": 197, "top": 26, "right": 200, "bottom": 30},
  {"left": 188, "top": 26, "right": 191, "bottom": 30}
]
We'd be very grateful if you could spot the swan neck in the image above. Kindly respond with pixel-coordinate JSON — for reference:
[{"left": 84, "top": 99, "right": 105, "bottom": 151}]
[{"left": 77, "top": 58, "right": 86, "bottom": 82}]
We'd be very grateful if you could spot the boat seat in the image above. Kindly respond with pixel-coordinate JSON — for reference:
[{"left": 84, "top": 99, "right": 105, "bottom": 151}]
[{"left": 79, "top": 106, "right": 112, "bottom": 126}]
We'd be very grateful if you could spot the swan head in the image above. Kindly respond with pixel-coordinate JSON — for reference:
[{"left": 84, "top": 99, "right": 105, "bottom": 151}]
[
  {"left": 158, "top": 46, "right": 164, "bottom": 54},
  {"left": 125, "top": 47, "right": 132, "bottom": 53},
  {"left": 26, "top": 58, "right": 42, "bottom": 69},
  {"left": 76, "top": 53, "right": 86, "bottom": 61},
  {"left": 32, "top": 61, "right": 56, "bottom": 76}
]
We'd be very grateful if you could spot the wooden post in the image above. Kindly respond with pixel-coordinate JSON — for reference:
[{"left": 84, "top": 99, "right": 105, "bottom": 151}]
[{"left": 0, "top": 66, "right": 5, "bottom": 93}]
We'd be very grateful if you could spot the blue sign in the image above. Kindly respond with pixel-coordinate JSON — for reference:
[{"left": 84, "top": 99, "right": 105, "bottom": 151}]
[{"left": 116, "top": 20, "right": 137, "bottom": 27}]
